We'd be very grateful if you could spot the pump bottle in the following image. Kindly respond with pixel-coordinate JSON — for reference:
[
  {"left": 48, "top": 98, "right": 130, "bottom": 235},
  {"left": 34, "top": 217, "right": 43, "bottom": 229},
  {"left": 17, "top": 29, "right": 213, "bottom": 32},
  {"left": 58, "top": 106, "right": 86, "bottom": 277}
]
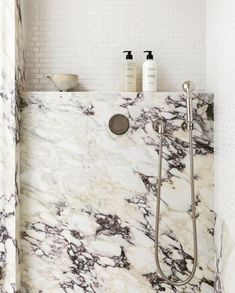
[
  {"left": 142, "top": 51, "right": 157, "bottom": 92},
  {"left": 122, "top": 51, "right": 137, "bottom": 92}
]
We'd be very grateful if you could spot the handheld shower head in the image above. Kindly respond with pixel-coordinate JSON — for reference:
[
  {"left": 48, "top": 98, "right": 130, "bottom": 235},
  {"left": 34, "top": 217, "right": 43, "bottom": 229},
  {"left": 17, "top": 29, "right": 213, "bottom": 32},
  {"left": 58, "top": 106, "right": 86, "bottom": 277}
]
[
  {"left": 182, "top": 81, "right": 195, "bottom": 126},
  {"left": 182, "top": 81, "right": 195, "bottom": 93}
]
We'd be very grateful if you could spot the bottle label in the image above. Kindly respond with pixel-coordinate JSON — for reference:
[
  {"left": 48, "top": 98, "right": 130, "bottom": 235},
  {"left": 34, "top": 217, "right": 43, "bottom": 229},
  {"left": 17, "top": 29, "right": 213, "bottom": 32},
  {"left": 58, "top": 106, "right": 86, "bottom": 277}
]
[
  {"left": 123, "top": 62, "right": 136, "bottom": 91},
  {"left": 143, "top": 65, "right": 157, "bottom": 91}
]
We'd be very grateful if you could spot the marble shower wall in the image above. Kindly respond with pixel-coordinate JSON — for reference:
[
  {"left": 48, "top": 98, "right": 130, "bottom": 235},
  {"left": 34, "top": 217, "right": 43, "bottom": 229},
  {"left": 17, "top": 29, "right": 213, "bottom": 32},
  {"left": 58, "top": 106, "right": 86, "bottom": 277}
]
[
  {"left": 16, "top": 0, "right": 26, "bottom": 94},
  {"left": 15, "top": 0, "right": 26, "bottom": 291},
  {"left": 20, "top": 91, "right": 214, "bottom": 292},
  {"left": 215, "top": 217, "right": 235, "bottom": 293},
  {"left": 0, "top": 0, "right": 25, "bottom": 291}
]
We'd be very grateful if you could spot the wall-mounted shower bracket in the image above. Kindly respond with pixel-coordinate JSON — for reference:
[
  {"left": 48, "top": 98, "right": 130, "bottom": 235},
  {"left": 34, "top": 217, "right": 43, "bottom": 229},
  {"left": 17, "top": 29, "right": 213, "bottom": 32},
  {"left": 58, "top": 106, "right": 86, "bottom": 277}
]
[
  {"left": 152, "top": 120, "right": 165, "bottom": 134},
  {"left": 182, "top": 121, "right": 194, "bottom": 131}
]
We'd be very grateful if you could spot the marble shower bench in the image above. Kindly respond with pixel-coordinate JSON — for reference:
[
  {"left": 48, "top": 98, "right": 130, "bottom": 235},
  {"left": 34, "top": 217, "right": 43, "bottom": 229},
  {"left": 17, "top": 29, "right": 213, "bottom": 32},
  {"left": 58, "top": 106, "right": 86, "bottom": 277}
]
[{"left": 19, "top": 91, "right": 214, "bottom": 292}]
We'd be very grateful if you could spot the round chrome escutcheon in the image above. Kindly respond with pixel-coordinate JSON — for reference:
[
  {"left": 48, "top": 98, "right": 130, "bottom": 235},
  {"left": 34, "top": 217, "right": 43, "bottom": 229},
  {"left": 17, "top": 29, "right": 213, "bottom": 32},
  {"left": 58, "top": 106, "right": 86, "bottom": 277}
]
[{"left": 109, "top": 114, "right": 129, "bottom": 135}]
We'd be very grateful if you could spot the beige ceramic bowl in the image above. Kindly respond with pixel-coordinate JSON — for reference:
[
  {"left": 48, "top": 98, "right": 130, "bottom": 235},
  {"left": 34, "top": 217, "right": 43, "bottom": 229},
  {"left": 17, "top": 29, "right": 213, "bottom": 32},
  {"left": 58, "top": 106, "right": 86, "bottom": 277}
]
[{"left": 47, "top": 74, "right": 79, "bottom": 91}]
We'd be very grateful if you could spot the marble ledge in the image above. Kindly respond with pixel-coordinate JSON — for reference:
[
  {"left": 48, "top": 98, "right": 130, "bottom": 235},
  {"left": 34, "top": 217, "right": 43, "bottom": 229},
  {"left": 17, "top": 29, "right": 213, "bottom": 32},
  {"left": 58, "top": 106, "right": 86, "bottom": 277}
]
[
  {"left": 22, "top": 91, "right": 213, "bottom": 95},
  {"left": 21, "top": 91, "right": 214, "bottom": 102}
]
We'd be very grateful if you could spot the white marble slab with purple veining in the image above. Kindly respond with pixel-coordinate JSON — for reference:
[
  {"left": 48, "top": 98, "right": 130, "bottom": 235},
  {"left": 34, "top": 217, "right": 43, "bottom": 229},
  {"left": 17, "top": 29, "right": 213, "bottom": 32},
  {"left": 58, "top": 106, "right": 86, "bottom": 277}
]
[
  {"left": 20, "top": 91, "right": 214, "bottom": 293},
  {"left": 0, "top": 0, "right": 24, "bottom": 291}
]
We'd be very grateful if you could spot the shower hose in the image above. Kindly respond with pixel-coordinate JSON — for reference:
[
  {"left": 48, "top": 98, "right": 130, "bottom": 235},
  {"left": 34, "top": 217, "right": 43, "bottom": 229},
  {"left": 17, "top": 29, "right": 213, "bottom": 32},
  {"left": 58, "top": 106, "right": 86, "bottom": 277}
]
[{"left": 154, "top": 82, "right": 198, "bottom": 286}]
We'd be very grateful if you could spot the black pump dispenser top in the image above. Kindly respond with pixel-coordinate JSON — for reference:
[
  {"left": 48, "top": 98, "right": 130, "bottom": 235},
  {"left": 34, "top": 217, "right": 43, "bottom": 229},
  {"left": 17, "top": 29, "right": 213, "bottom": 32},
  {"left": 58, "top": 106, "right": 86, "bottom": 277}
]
[
  {"left": 144, "top": 51, "right": 154, "bottom": 60},
  {"left": 123, "top": 51, "right": 133, "bottom": 60}
]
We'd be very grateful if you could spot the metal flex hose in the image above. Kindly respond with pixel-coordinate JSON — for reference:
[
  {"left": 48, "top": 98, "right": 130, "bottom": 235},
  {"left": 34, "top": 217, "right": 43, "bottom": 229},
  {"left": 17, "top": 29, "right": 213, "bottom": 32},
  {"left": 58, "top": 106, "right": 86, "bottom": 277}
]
[{"left": 154, "top": 81, "right": 198, "bottom": 286}]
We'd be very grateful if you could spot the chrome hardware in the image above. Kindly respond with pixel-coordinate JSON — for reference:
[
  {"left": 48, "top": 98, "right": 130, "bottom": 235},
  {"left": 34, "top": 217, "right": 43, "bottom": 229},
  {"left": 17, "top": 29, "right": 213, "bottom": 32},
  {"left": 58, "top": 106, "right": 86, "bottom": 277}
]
[
  {"left": 182, "top": 80, "right": 195, "bottom": 93},
  {"left": 109, "top": 114, "right": 129, "bottom": 135},
  {"left": 182, "top": 121, "right": 194, "bottom": 131},
  {"left": 153, "top": 120, "right": 165, "bottom": 134},
  {"left": 182, "top": 80, "right": 195, "bottom": 125}
]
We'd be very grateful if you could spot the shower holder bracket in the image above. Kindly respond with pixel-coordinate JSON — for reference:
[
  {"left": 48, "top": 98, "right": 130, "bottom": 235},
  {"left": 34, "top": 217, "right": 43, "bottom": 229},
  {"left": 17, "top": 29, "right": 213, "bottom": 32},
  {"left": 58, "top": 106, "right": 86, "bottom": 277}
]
[
  {"left": 182, "top": 121, "right": 194, "bottom": 131},
  {"left": 153, "top": 120, "right": 165, "bottom": 134}
]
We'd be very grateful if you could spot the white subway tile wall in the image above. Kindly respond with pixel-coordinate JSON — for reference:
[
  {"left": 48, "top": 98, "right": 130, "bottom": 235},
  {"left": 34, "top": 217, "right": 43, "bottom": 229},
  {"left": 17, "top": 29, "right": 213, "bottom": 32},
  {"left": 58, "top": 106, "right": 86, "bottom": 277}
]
[
  {"left": 24, "top": 0, "right": 206, "bottom": 92},
  {"left": 206, "top": 0, "right": 235, "bottom": 231}
]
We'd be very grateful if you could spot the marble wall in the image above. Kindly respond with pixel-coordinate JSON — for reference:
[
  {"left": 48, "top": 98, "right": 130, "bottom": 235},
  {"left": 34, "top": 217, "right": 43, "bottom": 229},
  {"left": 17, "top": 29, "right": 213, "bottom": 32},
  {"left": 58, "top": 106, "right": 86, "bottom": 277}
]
[
  {"left": 215, "top": 217, "right": 235, "bottom": 293},
  {"left": 20, "top": 91, "right": 214, "bottom": 292},
  {"left": 16, "top": 0, "right": 26, "bottom": 94},
  {"left": 0, "top": 0, "right": 25, "bottom": 291}
]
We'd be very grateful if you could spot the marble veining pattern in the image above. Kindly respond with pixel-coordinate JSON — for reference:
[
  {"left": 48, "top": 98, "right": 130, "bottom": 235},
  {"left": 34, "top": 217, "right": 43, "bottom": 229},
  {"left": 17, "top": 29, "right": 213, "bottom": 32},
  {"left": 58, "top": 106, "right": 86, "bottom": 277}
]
[{"left": 20, "top": 92, "right": 214, "bottom": 292}]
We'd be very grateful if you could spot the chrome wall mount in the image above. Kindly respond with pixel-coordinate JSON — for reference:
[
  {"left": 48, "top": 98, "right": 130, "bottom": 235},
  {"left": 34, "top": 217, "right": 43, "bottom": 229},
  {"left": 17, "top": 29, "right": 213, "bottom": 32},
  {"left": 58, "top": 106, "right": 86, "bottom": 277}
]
[
  {"left": 152, "top": 120, "right": 165, "bottom": 134},
  {"left": 153, "top": 81, "right": 198, "bottom": 286},
  {"left": 109, "top": 114, "right": 129, "bottom": 135}
]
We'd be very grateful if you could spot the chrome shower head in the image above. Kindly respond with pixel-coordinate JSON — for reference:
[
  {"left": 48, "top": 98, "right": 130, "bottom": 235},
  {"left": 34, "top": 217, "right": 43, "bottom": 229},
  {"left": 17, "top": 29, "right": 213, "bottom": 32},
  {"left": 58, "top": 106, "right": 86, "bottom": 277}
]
[
  {"left": 182, "top": 81, "right": 195, "bottom": 93},
  {"left": 182, "top": 81, "right": 195, "bottom": 126}
]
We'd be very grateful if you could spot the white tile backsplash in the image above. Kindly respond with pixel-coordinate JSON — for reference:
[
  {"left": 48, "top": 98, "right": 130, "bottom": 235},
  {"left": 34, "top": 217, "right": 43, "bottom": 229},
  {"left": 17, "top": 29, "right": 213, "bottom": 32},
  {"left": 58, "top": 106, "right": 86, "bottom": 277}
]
[
  {"left": 24, "top": 0, "right": 206, "bottom": 91},
  {"left": 207, "top": 1, "right": 235, "bottom": 290},
  {"left": 206, "top": 0, "right": 235, "bottom": 233}
]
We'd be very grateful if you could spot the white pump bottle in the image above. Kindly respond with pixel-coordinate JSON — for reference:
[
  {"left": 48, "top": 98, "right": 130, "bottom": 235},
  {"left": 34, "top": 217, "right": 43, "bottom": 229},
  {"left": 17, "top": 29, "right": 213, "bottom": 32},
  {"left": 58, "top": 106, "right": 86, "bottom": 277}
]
[{"left": 142, "top": 51, "right": 157, "bottom": 92}]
